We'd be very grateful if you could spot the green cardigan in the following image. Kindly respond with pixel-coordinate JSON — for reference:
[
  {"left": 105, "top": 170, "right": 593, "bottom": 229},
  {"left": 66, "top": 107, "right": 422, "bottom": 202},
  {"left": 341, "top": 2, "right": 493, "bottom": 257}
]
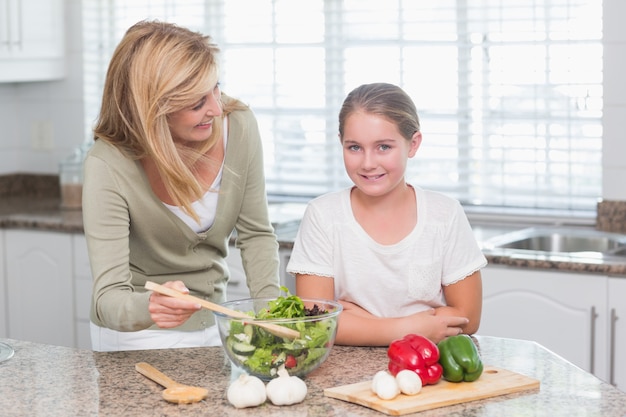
[{"left": 82, "top": 106, "right": 280, "bottom": 332}]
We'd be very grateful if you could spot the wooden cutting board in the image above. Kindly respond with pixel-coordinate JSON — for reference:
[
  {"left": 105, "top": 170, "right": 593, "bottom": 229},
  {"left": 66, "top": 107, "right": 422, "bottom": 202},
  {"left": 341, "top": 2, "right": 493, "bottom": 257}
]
[{"left": 323, "top": 365, "right": 539, "bottom": 416}]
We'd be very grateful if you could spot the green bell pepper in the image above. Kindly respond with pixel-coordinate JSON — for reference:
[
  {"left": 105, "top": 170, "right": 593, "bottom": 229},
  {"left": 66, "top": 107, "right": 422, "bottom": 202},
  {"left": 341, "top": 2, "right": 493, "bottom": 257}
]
[{"left": 437, "top": 334, "right": 483, "bottom": 383}]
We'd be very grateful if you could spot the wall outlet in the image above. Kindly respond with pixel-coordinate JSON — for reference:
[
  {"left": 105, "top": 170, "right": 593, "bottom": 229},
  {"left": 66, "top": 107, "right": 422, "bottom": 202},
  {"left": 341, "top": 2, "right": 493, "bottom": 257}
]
[{"left": 31, "top": 121, "right": 54, "bottom": 150}]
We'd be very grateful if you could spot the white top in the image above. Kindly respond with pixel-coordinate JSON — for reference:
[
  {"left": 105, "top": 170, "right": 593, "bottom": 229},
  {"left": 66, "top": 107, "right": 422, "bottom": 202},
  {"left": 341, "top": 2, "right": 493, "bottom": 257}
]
[
  {"left": 164, "top": 118, "right": 228, "bottom": 233},
  {"left": 286, "top": 186, "right": 487, "bottom": 317}
]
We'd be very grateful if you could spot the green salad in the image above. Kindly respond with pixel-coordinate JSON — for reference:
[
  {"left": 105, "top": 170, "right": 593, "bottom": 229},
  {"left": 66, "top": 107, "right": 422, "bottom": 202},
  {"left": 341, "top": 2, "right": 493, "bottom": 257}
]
[{"left": 224, "top": 287, "right": 337, "bottom": 378}]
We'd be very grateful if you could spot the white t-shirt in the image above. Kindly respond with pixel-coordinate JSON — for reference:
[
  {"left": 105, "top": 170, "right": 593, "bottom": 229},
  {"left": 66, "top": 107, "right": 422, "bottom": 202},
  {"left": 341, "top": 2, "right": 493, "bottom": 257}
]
[{"left": 286, "top": 186, "right": 487, "bottom": 318}]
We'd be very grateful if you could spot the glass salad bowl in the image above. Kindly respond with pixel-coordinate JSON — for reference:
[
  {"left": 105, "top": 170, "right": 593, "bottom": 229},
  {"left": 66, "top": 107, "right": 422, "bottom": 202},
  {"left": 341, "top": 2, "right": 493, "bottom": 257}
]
[{"left": 215, "top": 296, "right": 342, "bottom": 380}]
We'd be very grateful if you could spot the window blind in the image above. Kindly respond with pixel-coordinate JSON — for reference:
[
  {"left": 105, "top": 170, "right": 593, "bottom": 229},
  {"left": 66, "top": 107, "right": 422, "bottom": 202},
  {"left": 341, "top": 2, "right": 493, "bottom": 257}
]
[{"left": 82, "top": 0, "right": 603, "bottom": 214}]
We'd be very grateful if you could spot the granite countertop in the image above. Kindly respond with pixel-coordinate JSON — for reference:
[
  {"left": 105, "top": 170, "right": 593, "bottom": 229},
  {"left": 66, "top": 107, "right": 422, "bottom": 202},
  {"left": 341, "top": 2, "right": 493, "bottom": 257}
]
[
  {"left": 0, "top": 174, "right": 83, "bottom": 233},
  {"left": 1, "top": 335, "right": 625, "bottom": 416},
  {"left": 0, "top": 196, "right": 84, "bottom": 232}
]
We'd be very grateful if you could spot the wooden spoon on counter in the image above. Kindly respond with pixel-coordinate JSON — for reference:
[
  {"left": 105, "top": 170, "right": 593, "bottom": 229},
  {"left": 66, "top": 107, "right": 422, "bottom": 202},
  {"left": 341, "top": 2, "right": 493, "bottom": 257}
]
[
  {"left": 144, "top": 281, "right": 300, "bottom": 340},
  {"left": 135, "top": 362, "right": 208, "bottom": 404}
]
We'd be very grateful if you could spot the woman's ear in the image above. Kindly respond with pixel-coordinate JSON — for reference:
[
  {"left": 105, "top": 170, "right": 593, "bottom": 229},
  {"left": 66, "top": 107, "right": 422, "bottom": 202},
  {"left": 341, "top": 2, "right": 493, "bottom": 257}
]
[{"left": 408, "top": 131, "right": 422, "bottom": 158}]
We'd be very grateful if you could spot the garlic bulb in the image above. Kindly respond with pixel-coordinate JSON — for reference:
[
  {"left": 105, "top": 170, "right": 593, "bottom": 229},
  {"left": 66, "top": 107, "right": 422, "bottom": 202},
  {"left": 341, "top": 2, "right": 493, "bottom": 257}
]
[
  {"left": 227, "top": 373, "right": 267, "bottom": 408},
  {"left": 265, "top": 367, "right": 308, "bottom": 405}
]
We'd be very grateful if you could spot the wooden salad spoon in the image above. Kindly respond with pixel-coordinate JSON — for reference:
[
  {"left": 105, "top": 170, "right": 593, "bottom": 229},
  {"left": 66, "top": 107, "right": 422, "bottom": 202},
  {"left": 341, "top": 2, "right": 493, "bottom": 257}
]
[
  {"left": 144, "top": 281, "right": 300, "bottom": 340},
  {"left": 135, "top": 362, "right": 208, "bottom": 404}
]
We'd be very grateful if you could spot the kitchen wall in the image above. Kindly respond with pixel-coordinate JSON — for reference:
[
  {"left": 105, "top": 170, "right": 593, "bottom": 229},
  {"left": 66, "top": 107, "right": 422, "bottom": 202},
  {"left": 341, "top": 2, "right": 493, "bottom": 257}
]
[
  {"left": 0, "top": 0, "right": 84, "bottom": 174},
  {"left": 0, "top": 0, "right": 624, "bottom": 203},
  {"left": 602, "top": 0, "right": 626, "bottom": 201}
]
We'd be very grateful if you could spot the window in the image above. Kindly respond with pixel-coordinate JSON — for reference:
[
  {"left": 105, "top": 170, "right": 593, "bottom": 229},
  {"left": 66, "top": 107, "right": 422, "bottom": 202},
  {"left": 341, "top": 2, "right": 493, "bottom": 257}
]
[{"left": 82, "top": 0, "right": 603, "bottom": 215}]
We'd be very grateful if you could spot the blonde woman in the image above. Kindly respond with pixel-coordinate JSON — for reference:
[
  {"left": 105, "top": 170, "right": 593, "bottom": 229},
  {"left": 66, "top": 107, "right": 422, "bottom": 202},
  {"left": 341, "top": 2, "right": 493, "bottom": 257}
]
[
  {"left": 83, "top": 20, "right": 279, "bottom": 351},
  {"left": 288, "top": 83, "right": 486, "bottom": 346}
]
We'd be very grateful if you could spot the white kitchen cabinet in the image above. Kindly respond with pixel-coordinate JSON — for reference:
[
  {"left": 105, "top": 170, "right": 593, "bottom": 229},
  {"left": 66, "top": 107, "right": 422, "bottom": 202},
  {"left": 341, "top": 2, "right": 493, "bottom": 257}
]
[
  {"left": 72, "top": 234, "right": 92, "bottom": 350},
  {"left": 0, "top": 230, "right": 6, "bottom": 338},
  {"left": 0, "top": 0, "right": 65, "bottom": 82},
  {"left": 225, "top": 246, "right": 250, "bottom": 301},
  {"left": 279, "top": 248, "right": 295, "bottom": 294},
  {"left": 225, "top": 246, "right": 294, "bottom": 300},
  {"left": 608, "top": 277, "right": 626, "bottom": 390},
  {"left": 5, "top": 229, "right": 75, "bottom": 347},
  {"left": 480, "top": 266, "right": 609, "bottom": 381}
]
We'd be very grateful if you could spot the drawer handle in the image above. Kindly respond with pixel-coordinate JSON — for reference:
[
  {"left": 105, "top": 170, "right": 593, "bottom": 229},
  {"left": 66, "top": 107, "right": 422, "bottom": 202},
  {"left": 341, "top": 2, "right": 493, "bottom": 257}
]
[
  {"left": 590, "top": 306, "right": 597, "bottom": 374},
  {"left": 610, "top": 308, "right": 618, "bottom": 386}
]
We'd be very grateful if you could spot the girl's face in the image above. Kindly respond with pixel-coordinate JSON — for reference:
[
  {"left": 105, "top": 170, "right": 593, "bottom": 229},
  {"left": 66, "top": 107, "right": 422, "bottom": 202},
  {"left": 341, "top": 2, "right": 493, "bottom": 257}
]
[
  {"left": 341, "top": 111, "right": 421, "bottom": 198},
  {"left": 167, "top": 84, "right": 223, "bottom": 144}
]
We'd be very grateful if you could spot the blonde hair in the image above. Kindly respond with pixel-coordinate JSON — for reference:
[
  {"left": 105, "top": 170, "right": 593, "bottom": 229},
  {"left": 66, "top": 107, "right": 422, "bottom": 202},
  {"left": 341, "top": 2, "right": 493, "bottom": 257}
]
[
  {"left": 338, "top": 83, "right": 420, "bottom": 142},
  {"left": 93, "top": 20, "right": 245, "bottom": 221}
]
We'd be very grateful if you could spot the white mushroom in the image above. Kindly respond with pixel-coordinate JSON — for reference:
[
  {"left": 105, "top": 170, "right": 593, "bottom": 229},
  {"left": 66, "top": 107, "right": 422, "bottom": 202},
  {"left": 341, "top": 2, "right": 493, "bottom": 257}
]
[
  {"left": 395, "top": 369, "right": 422, "bottom": 395},
  {"left": 371, "top": 370, "right": 400, "bottom": 400}
]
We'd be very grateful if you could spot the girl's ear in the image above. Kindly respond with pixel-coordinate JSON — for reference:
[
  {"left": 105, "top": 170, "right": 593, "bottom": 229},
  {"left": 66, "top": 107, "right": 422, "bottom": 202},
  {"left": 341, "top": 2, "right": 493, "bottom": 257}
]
[{"left": 408, "top": 131, "right": 422, "bottom": 158}]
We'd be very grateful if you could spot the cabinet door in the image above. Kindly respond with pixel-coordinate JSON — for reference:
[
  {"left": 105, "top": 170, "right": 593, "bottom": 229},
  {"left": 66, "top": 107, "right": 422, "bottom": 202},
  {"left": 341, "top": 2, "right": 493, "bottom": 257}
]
[
  {"left": 279, "top": 248, "right": 294, "bottom": 294},
  {"left": 5, "top": 230, "right": 74, "bottom": 347},
  {"left": 73, "top": 234, "right": 92, "bottom": 349},
  {"left": 481, "top": 266, "right": 608, "bottom": 379},
  {"left": 0, "top": 230, "right": 6, "bottom": 337},
  {"left": 608, "top": 278, "right": 626, "bottom": 390},
  {"left": 225, "top": 247, "right": 250, "bottom": 301},
  {"left": 225, "top": 246, "right": 294, "bottom": 299},
  {"left": 0, "top": 0, "right": 65, "bottom": 81}
]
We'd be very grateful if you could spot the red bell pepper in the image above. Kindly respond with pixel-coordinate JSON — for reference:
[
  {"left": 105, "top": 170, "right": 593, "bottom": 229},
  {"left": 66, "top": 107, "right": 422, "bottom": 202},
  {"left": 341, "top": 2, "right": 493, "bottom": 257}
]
[{"left": 387, "top": 334, "right": 443, "bottom": 386}]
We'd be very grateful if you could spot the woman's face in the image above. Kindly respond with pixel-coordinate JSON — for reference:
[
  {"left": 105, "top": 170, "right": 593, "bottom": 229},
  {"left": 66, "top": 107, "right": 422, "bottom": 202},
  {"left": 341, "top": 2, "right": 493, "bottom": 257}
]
[
  {"left": 341, "top": 111, "right": 421, "bottom": 198},
  {"left": 167, "top": 84, "right": 223, "bottom": 144}
]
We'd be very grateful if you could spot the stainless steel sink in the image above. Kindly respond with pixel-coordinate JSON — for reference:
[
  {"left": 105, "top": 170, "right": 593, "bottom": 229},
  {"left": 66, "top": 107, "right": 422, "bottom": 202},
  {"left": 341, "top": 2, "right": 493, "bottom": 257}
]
[
  {"left": 482, "top": 227, "right": 626, "bottom": 258},
  {"left": 610, "top": 247, "right": 626, "bottom": 257}
]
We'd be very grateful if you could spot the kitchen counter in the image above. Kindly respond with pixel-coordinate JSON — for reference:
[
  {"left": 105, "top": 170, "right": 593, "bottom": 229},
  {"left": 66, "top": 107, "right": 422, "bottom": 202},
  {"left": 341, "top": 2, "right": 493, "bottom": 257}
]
[
  {"left": 4, "top": 194, "right": 626, "bottom": 276},
  {"left": 2, "top": 173, "right": 626, "bottom": 275},
  {"left": 0, "top": 335, "right": 625, "bottom": 416},
  {"left": 0, "top": 196, "right": 84, "bottom": 232}
]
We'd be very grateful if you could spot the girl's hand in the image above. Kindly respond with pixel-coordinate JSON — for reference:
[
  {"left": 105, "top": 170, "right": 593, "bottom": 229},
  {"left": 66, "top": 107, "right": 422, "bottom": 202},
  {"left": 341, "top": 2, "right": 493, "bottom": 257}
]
[
  {"left": 337, "top": 300, "right": 466, "bottom": 345},
  {"left": 404, "top": 309, "right": 468, "bottom": 344},
  {"left": 148, "top": 280, "right": 202, "bottom": 328}
]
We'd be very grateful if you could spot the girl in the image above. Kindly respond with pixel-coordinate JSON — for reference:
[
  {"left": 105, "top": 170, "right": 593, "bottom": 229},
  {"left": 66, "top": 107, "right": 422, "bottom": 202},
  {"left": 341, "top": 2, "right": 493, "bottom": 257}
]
[{"left": 287, "top": 83, "right": 486, "bottom": 346}]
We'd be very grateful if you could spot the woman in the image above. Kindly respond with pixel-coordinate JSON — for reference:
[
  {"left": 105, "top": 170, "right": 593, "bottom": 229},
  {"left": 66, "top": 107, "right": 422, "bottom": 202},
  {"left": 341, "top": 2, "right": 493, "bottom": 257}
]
[
  {"left": 83, "top": 20, "right": 279, "bottom": 351},
  {"left": 287, "top": 83, "right": 486, "bottom": 346}
]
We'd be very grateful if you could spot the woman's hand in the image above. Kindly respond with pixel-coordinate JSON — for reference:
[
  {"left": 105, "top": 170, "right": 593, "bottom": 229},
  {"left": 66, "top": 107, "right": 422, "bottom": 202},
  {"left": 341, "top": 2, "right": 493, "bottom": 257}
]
[{"left": 148, "top": 280, "right": 202, "bottom": 328}]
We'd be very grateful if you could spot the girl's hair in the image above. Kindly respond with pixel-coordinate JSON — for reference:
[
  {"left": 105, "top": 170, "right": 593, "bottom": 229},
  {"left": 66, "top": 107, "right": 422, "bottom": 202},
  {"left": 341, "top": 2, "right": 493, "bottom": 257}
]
[
  {"left": 338, "top": 83, "right": 420, "bottom": 141},
  {"left": 93, "top": 20, "right": 245, "bottom": 221}
]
